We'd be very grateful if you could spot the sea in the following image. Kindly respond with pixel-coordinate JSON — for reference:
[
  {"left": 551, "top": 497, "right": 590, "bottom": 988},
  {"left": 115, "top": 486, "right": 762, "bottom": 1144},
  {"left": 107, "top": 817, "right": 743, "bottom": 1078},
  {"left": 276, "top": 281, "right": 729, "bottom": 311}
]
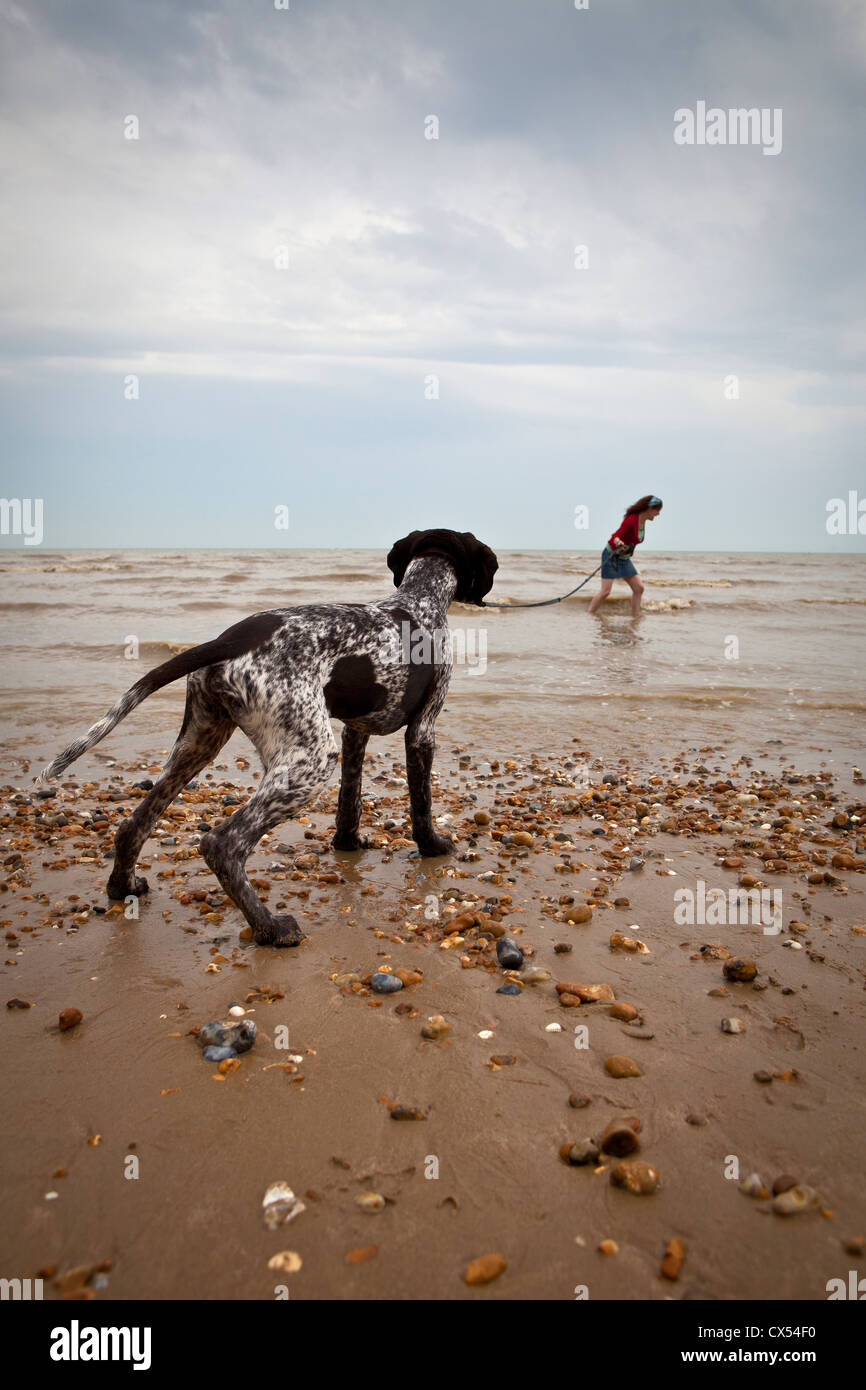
[{"left": 1, "top": 548, "right": 863, "bottom": 772}]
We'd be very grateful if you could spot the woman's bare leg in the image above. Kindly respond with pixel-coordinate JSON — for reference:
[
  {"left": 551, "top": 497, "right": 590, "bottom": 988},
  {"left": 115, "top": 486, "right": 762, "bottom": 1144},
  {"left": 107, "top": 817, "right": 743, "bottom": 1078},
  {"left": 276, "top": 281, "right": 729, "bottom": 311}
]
[
  {"left": 587, "top": 578, "right": 614, "bottom": 614},
  {"left": 625, "top": 573, "right": 644, "bottom": 617}
]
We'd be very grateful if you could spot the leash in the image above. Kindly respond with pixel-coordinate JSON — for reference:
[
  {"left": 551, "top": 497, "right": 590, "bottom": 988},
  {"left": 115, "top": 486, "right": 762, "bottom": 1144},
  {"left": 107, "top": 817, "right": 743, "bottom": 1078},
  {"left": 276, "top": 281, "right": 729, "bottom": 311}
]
[{"left": 481, "top": 563, "right": 602, "bottom": 609}]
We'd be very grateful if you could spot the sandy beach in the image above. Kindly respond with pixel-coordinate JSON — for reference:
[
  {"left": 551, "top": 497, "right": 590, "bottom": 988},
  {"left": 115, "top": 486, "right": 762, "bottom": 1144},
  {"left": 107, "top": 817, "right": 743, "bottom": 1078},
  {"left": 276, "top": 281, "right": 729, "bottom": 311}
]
[{"left": 2, "top": 724, "right": 864, "bottom": 1301}]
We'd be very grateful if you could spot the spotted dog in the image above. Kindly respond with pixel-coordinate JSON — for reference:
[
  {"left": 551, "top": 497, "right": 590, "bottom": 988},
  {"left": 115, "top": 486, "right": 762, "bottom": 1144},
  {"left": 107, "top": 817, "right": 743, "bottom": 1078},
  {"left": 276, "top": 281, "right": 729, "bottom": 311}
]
[{"left": 38, "top": 529, "right": 498, "bottom": 947}]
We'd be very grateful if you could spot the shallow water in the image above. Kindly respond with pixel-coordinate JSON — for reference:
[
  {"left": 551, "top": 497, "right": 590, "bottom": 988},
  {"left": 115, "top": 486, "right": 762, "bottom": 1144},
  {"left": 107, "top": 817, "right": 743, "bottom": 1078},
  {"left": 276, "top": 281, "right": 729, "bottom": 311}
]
[{"left": 0, "top": 548, "right": 863, "bottom": 767}]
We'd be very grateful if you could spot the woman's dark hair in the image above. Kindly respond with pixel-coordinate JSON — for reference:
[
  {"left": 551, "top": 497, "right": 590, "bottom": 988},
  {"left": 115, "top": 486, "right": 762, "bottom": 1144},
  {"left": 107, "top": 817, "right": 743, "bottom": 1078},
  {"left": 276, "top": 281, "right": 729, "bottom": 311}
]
[{"left": 624, "top": 495, "right": 663, "bottom": 517}]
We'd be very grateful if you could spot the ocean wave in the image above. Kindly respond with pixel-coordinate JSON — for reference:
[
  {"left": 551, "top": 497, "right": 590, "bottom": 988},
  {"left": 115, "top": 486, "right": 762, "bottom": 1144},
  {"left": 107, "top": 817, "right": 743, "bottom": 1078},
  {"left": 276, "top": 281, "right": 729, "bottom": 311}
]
[
  {"left": 10, "top": 561, "right": 131, "bottom": 573},
  {"left": 445, "top": 688, "right": 762, "bottom": 705},
  {"left": 798, "top": 596, "right": 866, "bottom": 605},
  {"left": 295, "top": 571, "right": 379, "bottom": 583},
  {"left": 637, "top": 597, "right": 694, "bottom": 612},
  {"left": 650, "top": 578, "right": 732, "bottom": 588},
  {"left": 0, "top": 601, "right": 75, "bottom": 612}
]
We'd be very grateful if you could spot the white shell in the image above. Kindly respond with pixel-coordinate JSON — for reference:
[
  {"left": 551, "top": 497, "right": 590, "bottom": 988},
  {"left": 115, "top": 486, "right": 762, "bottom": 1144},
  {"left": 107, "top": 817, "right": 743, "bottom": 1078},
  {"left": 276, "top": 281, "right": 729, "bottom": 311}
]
[
  {"left": 268, "top": 1250, "right": 302, "bottom": 1273},
  {"left": 262, "top": 1182, "right": 306, "bottom": 1229}
]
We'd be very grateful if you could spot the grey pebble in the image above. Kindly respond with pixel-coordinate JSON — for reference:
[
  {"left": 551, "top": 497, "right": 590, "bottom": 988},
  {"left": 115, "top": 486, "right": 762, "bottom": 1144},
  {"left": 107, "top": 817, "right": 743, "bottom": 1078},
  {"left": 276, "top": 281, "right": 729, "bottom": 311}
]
[{"left": 371, "top": 972, "right": 403, "bottom": 994}]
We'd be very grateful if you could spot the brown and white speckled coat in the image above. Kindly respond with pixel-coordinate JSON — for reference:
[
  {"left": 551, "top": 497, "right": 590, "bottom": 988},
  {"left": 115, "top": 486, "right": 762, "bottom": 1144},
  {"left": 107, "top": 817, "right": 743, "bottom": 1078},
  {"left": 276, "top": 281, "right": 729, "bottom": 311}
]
[{"left": 38, "top": 529, "right": 498, "bottom": 946}]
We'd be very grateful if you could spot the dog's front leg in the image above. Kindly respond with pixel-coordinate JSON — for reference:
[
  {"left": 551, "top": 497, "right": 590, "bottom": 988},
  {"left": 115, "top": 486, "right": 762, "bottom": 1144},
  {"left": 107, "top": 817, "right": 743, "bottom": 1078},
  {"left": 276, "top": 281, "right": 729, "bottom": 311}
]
[
  {"left": 405, "top": 723, "right": 454, "bottom": 857},
  {"left": 332, "top": 725, "right": 370, "bottom": 851}
]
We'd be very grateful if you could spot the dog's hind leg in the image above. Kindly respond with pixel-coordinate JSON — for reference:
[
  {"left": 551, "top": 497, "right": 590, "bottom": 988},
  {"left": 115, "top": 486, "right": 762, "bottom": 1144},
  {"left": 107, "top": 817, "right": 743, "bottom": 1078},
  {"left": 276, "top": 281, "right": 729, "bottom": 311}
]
[
  {"left": 405, "top": 688, "right": 455, "bottom": 858},
  {"left": 107, "top": 686, "right": 235, "bottom": 901},
  {"left": 332, "top": 725, "right": 370, "bottom": 851},
  {"left": 200, "top": 699, "right": 338, "bottom": 946}
]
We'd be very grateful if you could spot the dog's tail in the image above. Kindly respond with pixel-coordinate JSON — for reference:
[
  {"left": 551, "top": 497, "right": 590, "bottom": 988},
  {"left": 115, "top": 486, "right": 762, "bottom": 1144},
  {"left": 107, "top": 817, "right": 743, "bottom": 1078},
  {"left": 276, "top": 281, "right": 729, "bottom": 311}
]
[{"left": 36, "top": 612, "right": 283, "bottom": 782}]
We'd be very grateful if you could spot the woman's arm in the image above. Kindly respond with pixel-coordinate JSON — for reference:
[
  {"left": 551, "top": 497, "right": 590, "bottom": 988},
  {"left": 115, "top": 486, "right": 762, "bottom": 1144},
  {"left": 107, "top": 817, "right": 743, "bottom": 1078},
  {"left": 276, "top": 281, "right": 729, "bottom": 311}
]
[{"left": 608, "top": 515, "right": 639, "bottom": 551}]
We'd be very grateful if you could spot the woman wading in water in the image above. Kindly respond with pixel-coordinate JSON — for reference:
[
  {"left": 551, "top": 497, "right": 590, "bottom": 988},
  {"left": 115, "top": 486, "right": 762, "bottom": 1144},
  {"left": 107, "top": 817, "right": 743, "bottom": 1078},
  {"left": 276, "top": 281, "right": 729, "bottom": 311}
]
[{"left": 587, "top": 495, "right": 663, "bottom": 617}]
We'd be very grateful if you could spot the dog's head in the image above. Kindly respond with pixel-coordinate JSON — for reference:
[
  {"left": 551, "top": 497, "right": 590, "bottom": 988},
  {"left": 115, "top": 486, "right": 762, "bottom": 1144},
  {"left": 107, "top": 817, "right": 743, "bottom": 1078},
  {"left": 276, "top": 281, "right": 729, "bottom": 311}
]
[{"left": 387, "top": 528, "right": 498, "bottom": 606}]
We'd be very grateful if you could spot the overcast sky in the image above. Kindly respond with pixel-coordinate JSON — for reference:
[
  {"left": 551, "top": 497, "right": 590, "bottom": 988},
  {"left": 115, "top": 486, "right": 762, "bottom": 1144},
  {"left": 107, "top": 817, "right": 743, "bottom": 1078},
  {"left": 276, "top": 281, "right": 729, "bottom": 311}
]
[{"left": 1, "top": 0, "right": 864, "bottom": 551}]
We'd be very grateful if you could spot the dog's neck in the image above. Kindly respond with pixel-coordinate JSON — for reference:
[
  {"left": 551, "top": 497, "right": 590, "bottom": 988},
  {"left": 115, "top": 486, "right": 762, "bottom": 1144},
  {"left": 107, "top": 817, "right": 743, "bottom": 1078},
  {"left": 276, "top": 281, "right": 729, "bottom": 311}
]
[{"left": 395, "top": 554, "right": 460, "bottom": 620}]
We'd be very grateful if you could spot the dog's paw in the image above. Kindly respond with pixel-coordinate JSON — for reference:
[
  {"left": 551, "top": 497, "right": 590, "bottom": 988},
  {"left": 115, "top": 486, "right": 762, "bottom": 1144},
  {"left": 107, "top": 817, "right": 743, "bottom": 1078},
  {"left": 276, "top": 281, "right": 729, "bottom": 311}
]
[
  {"left": 332, "top": 830, "right": 370, "bottom": 852},
  {"left": 254, "top": 914, "right": 306, "bottom": 948},
  {"left": 107, "top": 874, "right": 149, "bottom": 900},
  {"left": 414, "top": 834, "right": 455, "bottom": 858}
]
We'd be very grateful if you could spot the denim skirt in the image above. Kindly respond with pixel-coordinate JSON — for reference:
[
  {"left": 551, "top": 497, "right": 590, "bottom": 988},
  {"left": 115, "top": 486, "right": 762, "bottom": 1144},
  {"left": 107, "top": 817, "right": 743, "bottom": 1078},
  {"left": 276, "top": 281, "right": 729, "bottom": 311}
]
[{"left": 601, "top": 545, "right": 637, "bottom": 579}]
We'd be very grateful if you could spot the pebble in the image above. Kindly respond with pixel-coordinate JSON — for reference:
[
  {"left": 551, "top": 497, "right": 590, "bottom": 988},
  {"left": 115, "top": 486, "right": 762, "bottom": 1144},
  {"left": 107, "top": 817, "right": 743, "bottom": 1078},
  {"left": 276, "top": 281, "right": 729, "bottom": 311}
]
[
  {"left": 600, "top": 1118, "right": 640, "bottom": 1156},
  {"left": 556, "top": 981, "right": 615, "bottom": 1003},
  {"left": 723, "top": 958, "right": 758, "bottom": 983},
  {"left": 772, "top": 1184, "right": 821, "bottom": 1216},
  {"left": 622, "top": 1026, "right": 654, "bottom": 1041},
  {"left": 421, "top": 1015, "right": 451, "bottom": 1040},
  {"left": 58, "top": 1008, "right": 83, "bottom": 1032},
  {"left": 262, "top": 1182, "right": 305, "bottom": 1229},
  {"left": 610, "top": 1160, "right": 660, "bottom": 1195},
  {"left": 355, "top": 1192, "right": 386, "bottom": 1211},
  {"left": 519, "top": 966, "right": 551, "bottom": 985},
  {"left": 496, "top": 936, "right": 524, "bottom": 969},
  {"left": 560, "top": 1139, "right": 600, "bottom": 1166},
  {"left": 390, "top": 1104, "right": 428, "bottom": 1120},
  {"left": 609, "top": 1002, "right": 640, "bottom": 1022},
  {"left": 553, "top": 942, "right": 573, "bottom": 954},
  {"left": 371, "top": 972, "right": 403, "bottom": 994},
  {"left": 598, "top": 1239, "right": 619, "bottom": 1255},
  {"left": 545, "top": 1022, "right": 563, "bottom": 1033},
  {"left": 568, "top": 1094, "right": 591, "bottom": 1109},
  {"left": 753, "top": 1070, "right": 773, "bottom": 1084},
  {"left": 345, "top": 1245, "right": 379, "bottom": 1264},
  {"left": 565, "top": 905, "right": 593, "bottom": 925},
  {"left": 772, "top": 1174, "right": 798, "bottom": 1196},
  {"left": 394, "top": 968, "right": 423, "bottom": 986},
  {"left": 686, "top": 1113, "right": 708, "bottom": 1127},
  {"left": 739, "top": 1173, "right": 770, "bottom": 1198},
  {"left": 464, "top": 1253, "right": 507, "bottom": 1285},
  {"left": 496, "top": 982, "right": 522, "bottom": 996},
  {"left": 267, "top": 1251, "right": 302, "bottom": 1273},
  {"left": 720, "top": 1018, "right": 746, "bottom": 1034},
  {"left": 605, "top": 1055, "right": 642, "bottom": 1079},
  {"left": 199, "top": 1019, "right": 257, "bottom": 1054},
  {"left": 661, "top": 1238, "right": 685, "bottom": 1281},
  {"left": 610, "top": 931, "right": 649, "bottom": 954}
]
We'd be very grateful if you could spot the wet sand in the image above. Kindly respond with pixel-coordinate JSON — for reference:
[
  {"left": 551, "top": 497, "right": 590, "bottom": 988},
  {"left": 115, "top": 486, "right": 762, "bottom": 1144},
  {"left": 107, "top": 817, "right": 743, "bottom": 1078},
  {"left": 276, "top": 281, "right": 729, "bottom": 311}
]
[{"left": 2, "top": 729, "right": 865, "bottom": 1301}]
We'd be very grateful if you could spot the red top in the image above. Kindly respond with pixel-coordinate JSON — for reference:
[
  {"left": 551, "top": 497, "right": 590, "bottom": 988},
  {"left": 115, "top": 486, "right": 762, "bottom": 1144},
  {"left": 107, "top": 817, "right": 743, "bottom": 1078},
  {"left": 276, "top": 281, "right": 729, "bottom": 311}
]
[{"left": 608, "top": 513, "right": 643, "bottom": 552}]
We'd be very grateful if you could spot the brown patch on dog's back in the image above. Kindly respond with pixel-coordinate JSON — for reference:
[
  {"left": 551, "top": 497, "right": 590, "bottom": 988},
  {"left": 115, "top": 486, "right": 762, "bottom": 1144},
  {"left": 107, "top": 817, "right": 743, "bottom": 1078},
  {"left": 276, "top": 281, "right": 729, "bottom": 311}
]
[{"left": 324, "top": 655, "right": 388, "bottom": 721}]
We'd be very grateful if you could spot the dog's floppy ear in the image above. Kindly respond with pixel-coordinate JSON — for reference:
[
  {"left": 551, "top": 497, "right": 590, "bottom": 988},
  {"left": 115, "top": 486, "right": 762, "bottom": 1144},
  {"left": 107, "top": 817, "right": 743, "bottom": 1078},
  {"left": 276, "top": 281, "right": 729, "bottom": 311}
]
[
  {"left": 386, "top": 531, "right": 424, "bottom": 588},
  {"left": 387, "top": 529, "right": 498, "bottom": 606},
  {"left": 456, "top": 530, "right": 498, "bottom": 605}
]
